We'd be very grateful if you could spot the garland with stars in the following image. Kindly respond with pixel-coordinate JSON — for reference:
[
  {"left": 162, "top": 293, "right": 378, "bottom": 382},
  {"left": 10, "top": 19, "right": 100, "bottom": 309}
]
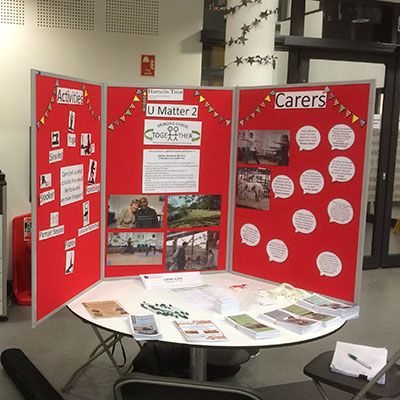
[
  {"left": 36, "top": 79, "right": 100, "bottom": 129},
  {"left": 107, "top": 89, "right": 142, "bottom": 131},
  {"left": 224, "top": 0, "right": 263, "bottom": 16}
]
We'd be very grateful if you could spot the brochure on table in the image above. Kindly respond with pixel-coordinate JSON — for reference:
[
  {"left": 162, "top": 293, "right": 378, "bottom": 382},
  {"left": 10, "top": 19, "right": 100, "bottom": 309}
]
[{"left": 32, "top": 70, "right": 374, "bottom": 325}]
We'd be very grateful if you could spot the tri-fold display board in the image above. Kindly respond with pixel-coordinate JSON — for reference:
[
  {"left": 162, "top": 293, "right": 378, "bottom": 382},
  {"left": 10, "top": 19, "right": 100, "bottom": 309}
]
[{"left": 32, "top": 70, "right": 374, "bottom": 325}]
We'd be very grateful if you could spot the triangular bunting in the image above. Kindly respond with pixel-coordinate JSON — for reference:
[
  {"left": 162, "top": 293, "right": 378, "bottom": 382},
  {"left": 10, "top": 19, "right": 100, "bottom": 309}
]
[
  {"left": 82, "top": 84, "right": 86, "bottom": 90},
  {"left": 108, "top": 124, "right": 114, "bottom": 130},
  {"left": 84, "top": 90, "right": 88, "bottom": 97},
  {"left": 352, "top": 114, "right": 359, "bottom": 124},
  {"left": 129, "top": 103, "right": 135, "bottom": 109},
  {"left": 345, "top": 109, "right": 351, "bottom": 118},
  {"left": 360, "top": 120, "right": 366, "bottom": 127},
  {"left": 205, "top": 102, "right": 209, "bottom": 107},
  {"left": 120, "top": 115, "right": 126, "bottom": 122},
  {"left": 260, "top": 102, "right": 266, "bottom": 108},
  {"left": 89, "top": 105, "right": 92, "bottom": 111},
  {"left": 334, "top": 99, "right": 339, "bottom": 106},
  {"left": 194, "top": 90, "right": 200, "bottom": 96},
  {"left": 265, "top": 95, "right": 271, "bottom": 102},
  {"left": 245, "top": 116, "right": 250, "bottom": 122},
  {"left": 339, "top": 104, "right": 346, "bottom": 113},
  {"left": 51, "top": 96, "right": 55, "bottom": 103},
  {"left": 218, "top": 116, "right": 224, "bottom": 122},
  {"left": 328, "top": 92, "right": 335, "bottom": 100},
  {"left": 115, "top": 120, "right": 120, "bottom": 126},
  {"left": 250, "top": 113, "right": 255, "bottom": 119},
  {"left": 213, "top": 111, "right": 218, "bottom": 117},
  {"left": 133, "top": 96, "right": 140, "bottom": 102},
  {"left": 255, "top": 107, "right": 261, "bottom": 113},
  {"left": 226, "top": 120, "right": 231, "bottom": 126},
  {"left": 270, "top": 90, "right": 276, "bottom": 96},
  {"left": 323, "top": 86, "right": 330, "bottom": 93},
  {"left": 208, "top": 106, "right": 214, "bottom": 113},
  {"left": 36, "top": 121, "right": 40, "bottom": 128},
  {"left": 44, "top": 111, "right": 49, "bottom": 118},
  {"left": 52, "top": 88, "right": 56, "bottom": 95},
  {"left": 98, "top": 115, "right": 101, "bottom": 121},
  {"left": 199, "top": 95, "right": 205, "bottom": 103},
  {"left": 47, "top": 104, "right": 52, "bottom": 111},
  {"left": 55, "top": 80, "right": 59, "bottom": 87},
  {"left": 40, "top": 116, "right": 45, "bottom": 125},
  {"left": 239, "top": 120, "right": 244, "bottom": 126},
  {"left": 86, "top": 98, "right": 90, "bottom": 104},
  {"left": 136, "top": 89, "right": 142, "bottom": 95},
  {"left": 125, "top": 109, "right": 132, "bottom": 116}
]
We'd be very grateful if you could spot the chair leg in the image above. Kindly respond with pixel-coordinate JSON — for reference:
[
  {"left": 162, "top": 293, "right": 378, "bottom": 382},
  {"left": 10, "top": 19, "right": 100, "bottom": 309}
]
[{"left": 313, "top": 380, "right": 331, "bottom": 400}]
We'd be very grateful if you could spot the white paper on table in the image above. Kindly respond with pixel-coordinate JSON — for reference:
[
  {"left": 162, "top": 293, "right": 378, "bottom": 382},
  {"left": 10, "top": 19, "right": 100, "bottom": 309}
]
[{"left": 140, "top": 272, "right": 205, "bottom": 290}]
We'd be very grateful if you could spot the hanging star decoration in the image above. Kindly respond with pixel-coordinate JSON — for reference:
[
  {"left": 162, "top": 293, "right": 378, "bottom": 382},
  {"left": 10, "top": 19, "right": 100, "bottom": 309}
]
[
  {"left": 224, "top": 0, "right": 262, "bottom": 15},
  {"left": 225, "top": 54, "right": 278, "bottom": 70},
  {"left": 224, "top": 5, "right": 279, "bottom": 47},
  {"left": 107, "top": 88, "right": 142, "bottom": 131},
  {"left": 324, "top": 86, "right": 366, "bottom": 127},
  {"left": 36, "top": 80, "right": 101, "bottom": 129}
]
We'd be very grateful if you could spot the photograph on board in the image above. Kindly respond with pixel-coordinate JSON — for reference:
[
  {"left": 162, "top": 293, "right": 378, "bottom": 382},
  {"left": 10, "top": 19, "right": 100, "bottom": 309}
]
[
  {"left": 165, "top": 230, "right": 219, "bottom": 271},
  {"left": 167, "top": 194, "right": 221, "bottom": 228},
  {"left": 107, "top": 232, "right": 163, "bottom": 265},
  {"left": 236, "top": 167, "right": 270, "bottom": 211},
  {"left": 108, "top": 195, "right": 164, "bottom": 229},
  {"left": 237, "top": 130, "right": 290, "bottom": 166}
]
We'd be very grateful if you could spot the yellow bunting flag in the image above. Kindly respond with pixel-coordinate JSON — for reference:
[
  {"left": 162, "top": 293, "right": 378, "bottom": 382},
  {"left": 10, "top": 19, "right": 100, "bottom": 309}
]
[
  {"left": 352, "top": 114, "right": 359, "bottom": 124},
  {"left": 265, "top": 95, "right": 271, "bottom": 102},
  {"left": 199, "top": 95, "right": 205, "bottom": 103},
  {"left": 133, "top": 96, "right": 140, "bottom": 102},
  {"left": 40, "top": 116, "right": 45, "bottom": 125},
  {"left": 84, "top": 90, "right": 88, "bottom": 97}
]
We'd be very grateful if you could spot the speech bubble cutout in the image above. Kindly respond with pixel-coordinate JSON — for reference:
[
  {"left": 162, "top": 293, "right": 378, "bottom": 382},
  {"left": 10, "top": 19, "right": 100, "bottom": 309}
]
[
  {"left": 317, "top": 252, "right": 342, "bottom": 277},
  {"left": 328, "top": 124, "right": 355, "bottom": 150},
  {"left": 300, "top": 170, "right": 324, "bottom": 194},
  {"left": 328, "top": 199, "right": 354, "bottom": 224},
  {"left": 296, "top": 125, "right": 321, "bottom": 151},
  {"left": 329, "top": 157, "right": 355, "bottom": 182},
  {"left": 240, "top": 224, "right": 261, "bottom": 247},
  {"left": 292, "top": 209, "right": 317, "bottom": 234},
  {"left": 266, "top": 239, "right": 289, "bottom": 263},
  {"left": 272, "top": 175, "right": 295, "bottom": 199}
]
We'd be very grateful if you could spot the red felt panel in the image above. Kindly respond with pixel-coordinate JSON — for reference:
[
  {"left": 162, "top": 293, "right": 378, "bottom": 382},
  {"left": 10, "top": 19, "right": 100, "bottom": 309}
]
[
  {"left": 232, "top": 83, "right": 371, "bottom": 302},
  {"left": 105, "top": 87, "right": 233, "bottom": 277},
  {"left": 34, "top": 74, "right": 102, "bottom": 322}
]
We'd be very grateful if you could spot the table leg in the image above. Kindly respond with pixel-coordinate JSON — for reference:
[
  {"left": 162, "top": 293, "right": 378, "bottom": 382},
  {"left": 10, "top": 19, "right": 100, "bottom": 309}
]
[
  {"left": 189, "top": 347, "right": 208, "bottom": 381},
  {"left": 61, "top": 329, "right": 125, "bottom": 392}
]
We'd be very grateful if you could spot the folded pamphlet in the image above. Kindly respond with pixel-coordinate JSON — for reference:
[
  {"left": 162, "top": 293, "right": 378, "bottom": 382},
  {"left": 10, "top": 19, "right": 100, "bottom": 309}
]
[
  {"left": 129, "top": 314, "right": 162, "bottom": 340},
  {"left": 283, "top": 304, "right": 341, "bottom": 327},
  {"left": 174, "top": 319, "right": 228, "bottom": 342},
  {"left": 225, "top": 314, "right": 280, "bottom": 339},
  {"left": 82, "top": 300, "right": 128, "bottom": 318},
  {"left": 330, "top": 341, "right": 387, "bottom": 384}
]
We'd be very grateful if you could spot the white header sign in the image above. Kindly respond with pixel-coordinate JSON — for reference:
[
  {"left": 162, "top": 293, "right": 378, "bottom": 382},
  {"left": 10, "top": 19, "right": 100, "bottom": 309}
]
[
  {"left": 275, "top": 90, "right": 326, "bottom": 109},
  {"left": 140, "top": 272, "right": 205, "bottom": 289},
  {"left": 56, "top": 87, "right": 83, "bottom": 105},
  {"left": 146, "top": 103, "right": 198, "bottom": 118},
  {"left": 148, "top": 88, "right": 184, "bottom": 101},
  {"left": 144, "top": 120, "right": 202, "bottom": 145}
]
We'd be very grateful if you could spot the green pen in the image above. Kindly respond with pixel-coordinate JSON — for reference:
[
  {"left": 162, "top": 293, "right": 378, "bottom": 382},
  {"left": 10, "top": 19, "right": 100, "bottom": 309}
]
[{"left": 348, "top": 353, "right": 372, "bottom": 369}]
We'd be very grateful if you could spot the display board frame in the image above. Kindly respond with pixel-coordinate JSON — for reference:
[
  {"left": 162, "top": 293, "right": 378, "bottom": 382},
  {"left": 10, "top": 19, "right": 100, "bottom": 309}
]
[{"left": 31, "top": 70, "right": 374, "bottom": 325}]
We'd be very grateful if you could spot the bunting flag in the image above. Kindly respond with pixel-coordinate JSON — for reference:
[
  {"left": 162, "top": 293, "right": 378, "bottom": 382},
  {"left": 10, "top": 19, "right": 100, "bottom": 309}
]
[
  {"left": 36, "top": 80, "right": 101, "bottom": 128},
  {"left": 324, "top": 85, "right": 367, "bottom": 128},
  {"left": 108, "top": 88, "right": 142, "bottom": 131},
  {"left": 193, "top": 90, "right": 231, "bottom": 126},
  {"left": 239, "top": 91, "right": 273, "bottom": 126}
]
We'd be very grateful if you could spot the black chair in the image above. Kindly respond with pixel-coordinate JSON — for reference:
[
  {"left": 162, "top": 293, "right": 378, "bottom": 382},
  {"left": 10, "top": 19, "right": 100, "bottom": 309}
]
[
  {"left": 303, "top": 347, "right": 400, "bottom": 400},
  {"left": 114, "top": 372, "right": 263, "bottom": 400}
]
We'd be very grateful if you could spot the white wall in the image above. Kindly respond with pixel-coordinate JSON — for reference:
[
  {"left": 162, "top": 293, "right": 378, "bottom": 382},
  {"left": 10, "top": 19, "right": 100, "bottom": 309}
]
[{"left": 0, "top": 0, "right": 203, "bottom": 277}]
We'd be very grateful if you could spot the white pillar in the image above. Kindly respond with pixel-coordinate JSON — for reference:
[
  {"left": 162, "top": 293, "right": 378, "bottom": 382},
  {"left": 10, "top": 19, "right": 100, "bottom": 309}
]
[{"left": 223, "top": 0, "right": 278, "bottom": 86}]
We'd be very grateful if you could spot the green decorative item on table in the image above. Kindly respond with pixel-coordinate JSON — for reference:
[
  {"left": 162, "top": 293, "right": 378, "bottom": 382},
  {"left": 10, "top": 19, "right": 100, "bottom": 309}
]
[{"left": 140, "top": 301, "right": 189, "bottom": 319}]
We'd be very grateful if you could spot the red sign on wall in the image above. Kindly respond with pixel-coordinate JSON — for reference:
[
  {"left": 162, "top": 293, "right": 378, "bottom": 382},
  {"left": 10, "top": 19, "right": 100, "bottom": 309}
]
[{"left": 141, "top": 55, "right": 155, "bottom": 77}]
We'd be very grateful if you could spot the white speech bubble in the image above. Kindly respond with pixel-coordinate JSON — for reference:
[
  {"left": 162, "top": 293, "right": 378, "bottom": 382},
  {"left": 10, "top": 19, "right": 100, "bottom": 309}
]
[
  {"left": 328, "top": 199, "right": 354, "bottom": 224},
  {"left": 328, "top": 124, "right": 355, "bottom": 150},
  {"left": 240, "top": 224, "right": 261, "bottom": 247},
  {"left": 266, "top": 239, "right": 289, "bottom": 263},
  {"left": 292, "top": 209, "right": 317, "bottom": 234},
  {"left": 300, "top": 170, "right": 324, "bottom": 194},
  {"left": 296, "top": 125, "right": 321, "bottom": 151},
  {"left": 329, "top": 157, "right": 355, "bottom": 182},
  {"left": 272, "top": 175, "right": 295, "bottom": 199},
  {"left": 317, "top": 252, "right": 342, "bottom": 277}
]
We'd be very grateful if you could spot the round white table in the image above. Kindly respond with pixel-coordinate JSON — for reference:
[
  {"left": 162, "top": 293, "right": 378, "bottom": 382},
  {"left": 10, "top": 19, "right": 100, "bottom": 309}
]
[{"left": 66, "top": 272, "right": 345, "bottom": 387}]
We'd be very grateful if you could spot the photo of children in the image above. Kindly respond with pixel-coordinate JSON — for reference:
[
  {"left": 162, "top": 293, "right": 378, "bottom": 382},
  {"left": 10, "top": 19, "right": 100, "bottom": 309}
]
[
  {"left": 107, "top": 232, "right": 163, "bottom": 265},
  {"left": 167, "top": 195, "right": 221, "bottom": 228},
  {"left": 108, "top": 195, "right": 164, "bottom": 229},
  {"left": 237, "top": 130, "right": 290, "bottom": 166},
  {"left": 236, "top": 167, "right": 270, "bottom": 211},
  {"left": 166, "top": 230, "right": 219, "bottom": 271}
]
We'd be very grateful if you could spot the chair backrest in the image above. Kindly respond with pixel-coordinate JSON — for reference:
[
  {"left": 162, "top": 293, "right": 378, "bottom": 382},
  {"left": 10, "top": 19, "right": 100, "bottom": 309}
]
[{"left": 114, "top": 372, "right": 262, "bottom": 400}]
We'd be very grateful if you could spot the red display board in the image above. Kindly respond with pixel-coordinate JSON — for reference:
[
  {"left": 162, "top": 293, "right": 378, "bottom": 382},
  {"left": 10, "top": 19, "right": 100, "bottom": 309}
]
[
  {"left": 232, "top": 83, "right": 372, "bottom": 302},
  {"left": 33, "top": 73, "right": 102, "bottom": 323},
  {"left": 105, "top": 87, "right": 233, "bottom": 277}
]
